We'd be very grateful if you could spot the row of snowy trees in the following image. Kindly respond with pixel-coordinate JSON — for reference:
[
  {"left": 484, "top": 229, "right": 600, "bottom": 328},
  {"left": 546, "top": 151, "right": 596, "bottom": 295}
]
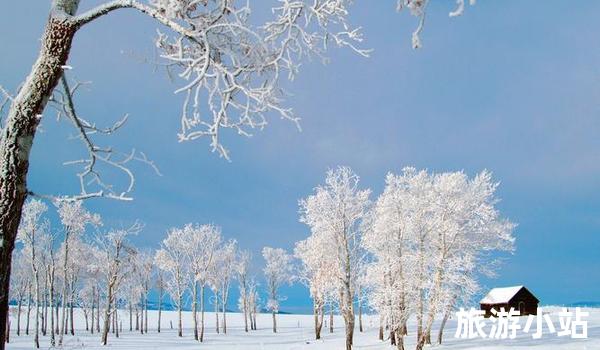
[
  {"left": 7, "top": 200, "right": 294, "bottom": 348},
  {"left": 7, "top": 166, "right": 513, "bottom": 350},
  {"left": 296, "top": 166, "right": 515, "bottom": 350}
]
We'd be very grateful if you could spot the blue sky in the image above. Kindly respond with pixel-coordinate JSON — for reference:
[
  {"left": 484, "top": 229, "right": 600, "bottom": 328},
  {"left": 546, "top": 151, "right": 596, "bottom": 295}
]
[{"left": 2, "top": 1, "right": 600, "bottom": 313}]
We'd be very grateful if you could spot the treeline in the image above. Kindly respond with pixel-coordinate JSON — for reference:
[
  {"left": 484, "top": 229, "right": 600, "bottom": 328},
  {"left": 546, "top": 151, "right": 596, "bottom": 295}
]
[
  {"left": 6, "top": 201, "right": 284, "bottom": 348},
  {"left": 6, "top": 166, "right": 515, "bottom": 350}
]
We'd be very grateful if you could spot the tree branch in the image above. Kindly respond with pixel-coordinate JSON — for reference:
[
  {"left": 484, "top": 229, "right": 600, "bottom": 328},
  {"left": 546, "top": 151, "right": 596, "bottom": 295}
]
[{"left": 73, "top": 0, "right": 199, "bottom": 44}]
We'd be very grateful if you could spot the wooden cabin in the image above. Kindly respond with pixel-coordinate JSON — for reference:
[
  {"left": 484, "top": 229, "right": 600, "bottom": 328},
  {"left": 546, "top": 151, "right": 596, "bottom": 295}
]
[{"left": 480, "top": 285, "right": 539, "bottom": 317}]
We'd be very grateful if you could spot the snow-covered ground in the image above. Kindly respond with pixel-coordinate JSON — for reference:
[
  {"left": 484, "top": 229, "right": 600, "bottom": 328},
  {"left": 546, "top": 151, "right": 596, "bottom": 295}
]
[{"left": 5, "top": 307, "right": 599, "bottom": 349}]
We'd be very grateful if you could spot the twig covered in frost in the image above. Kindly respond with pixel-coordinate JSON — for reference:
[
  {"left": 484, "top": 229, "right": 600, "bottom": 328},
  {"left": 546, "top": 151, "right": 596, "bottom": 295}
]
[
  {"left": 72, "top": 0, "right": 370, "bottom": 160},
  {"left": 45, "top": 74, "right": 161, "bottom": 202}
]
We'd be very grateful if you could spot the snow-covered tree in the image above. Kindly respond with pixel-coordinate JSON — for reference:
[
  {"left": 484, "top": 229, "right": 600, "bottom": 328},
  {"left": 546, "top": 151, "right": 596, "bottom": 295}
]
[
  {"left": 94, "top": 224, "right": 139, "bottom": 345},
  {"left": 247, "top": 278, "right": 260, "bottom": 331},
  {"left": 415, "top": 170, "right": 514, "bottom": 350},
  {"left": 214, "top": 240, "right": 237, "bottom": 334},
  {"left": 362, "top": 168, "right": 433, "bottom": 349},
  {"left": 132, "top": 249, "right": 154, "bottom": 334},
  {"left": 16, "top": 199, "right": 49, "bottom": 348},
  {"left": 56, "top": 201, "right": 101, "bottom": 345},
  {"left": 39, "top": 229, "right": 59, "bottom": 345},
  {"left": 180, "top": 223, "right": 221, "bottom": 342},
  {"left": 0, "top": 2, "right": 476, "bottom": 343},
  {"left": 154, "top": 263, "right": 166, "bottom": 333},
  {"left": 262, "top": 246, "right": 293, "bottom": 333},
  {"left": 236, "top": 250, "right": 252, "bottom": 333},
  {"left": 295, "top": 233, "right": 337, "bottom": 339},
  {"left": 154, "top": 226, "right": 189, "bottom": 337},
  {"left": 9, "top": 251, "right": 30, "bottom": 338},
  {"left": 299, "top": 166, "right": 371, "bottom": 350},
  {"left": 362, "top": 168, "right": 515, "bottom": 350}
]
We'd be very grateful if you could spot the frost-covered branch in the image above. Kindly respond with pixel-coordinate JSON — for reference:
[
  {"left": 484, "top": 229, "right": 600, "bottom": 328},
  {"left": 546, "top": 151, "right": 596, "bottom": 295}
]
[
  {"left": 72, "top": 0, "right": 371, "bottom": 160},
  {"left": 46, "top": 74, "right": 161, "bottom": 202},
  {"left": 397, "top": 0, "right": 476, "bottom": 48}
]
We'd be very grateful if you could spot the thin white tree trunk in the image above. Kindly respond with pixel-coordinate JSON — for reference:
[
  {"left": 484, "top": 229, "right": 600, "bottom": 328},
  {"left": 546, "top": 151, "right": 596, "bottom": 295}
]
[
  {"left": 192, "top": 282, "right": 198, "bottom": 340},
  {"left": 199, "top": 285, "right": 205, "bottom": 342}
]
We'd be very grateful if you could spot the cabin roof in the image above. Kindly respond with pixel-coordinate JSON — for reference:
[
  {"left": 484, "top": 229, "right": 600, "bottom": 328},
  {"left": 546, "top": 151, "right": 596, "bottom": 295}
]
[{"left": 480, "top": 285, "right": 524, "bottom": 304}]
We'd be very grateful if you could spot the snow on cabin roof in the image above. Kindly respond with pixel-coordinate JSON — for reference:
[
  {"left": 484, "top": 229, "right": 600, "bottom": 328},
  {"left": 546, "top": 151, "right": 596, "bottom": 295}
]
[{"left": 480, "top": 286, "right": 524, "bottom": 304}]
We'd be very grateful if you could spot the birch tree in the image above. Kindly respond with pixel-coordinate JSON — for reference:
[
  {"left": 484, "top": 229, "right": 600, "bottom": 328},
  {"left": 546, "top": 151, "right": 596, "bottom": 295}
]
[
  {"left": 236, "top": 250, "right": 251, "bottom": 333},
  {"left": 299, "top": 166, "right": 371, "bottom": 350},
  {"left": 56, "top": 201, "right": 101, "bottom": 345},
  {"left": 415, "top": 170, "right": 514, "bottom": 350},
  {"left": 0, "top": 1, "right": 475, "bottom": 344},
  {"left": 295, "top": 233, "right": 336, "bottom": 339},
  {"left": 262, "top": 247, "right": 293, "bottom": 334},
  {"left": 16, "top": 200, "right": 49, "bottom": 348},
  {"left": 133, "top": 249, "right": 153, "bottom": 334},
  {"left": 40, "top": 229, "right": 58, "bottom": 345},
  {"left": 362, "top": 168, "right": 436, "bottom": 350},
  {"left": 361, "top": 168, "right": 514, "bottom": 350},
  {"left": 247, "top": 279, "right": 260, "bottom": 331},
  {"left": 215, "top": 240, "right": 237, "bottom": 334},
  {"left": 155, "top": 227, "right": 189, "bottom": 337},
  {"left": 154, "top": 260, "right": 166, "bottom": 333},
  {"left": 95, "top": 224, "right": 140, "bottom": 345},
  {"left": 182, "top": 223, "right": 221, "bottom": 342}
]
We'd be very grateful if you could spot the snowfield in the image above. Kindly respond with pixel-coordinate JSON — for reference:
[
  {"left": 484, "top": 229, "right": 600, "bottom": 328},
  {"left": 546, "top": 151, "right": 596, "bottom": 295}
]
[{"left": 5, "top": 307, "right": 599, "bottom": 349}]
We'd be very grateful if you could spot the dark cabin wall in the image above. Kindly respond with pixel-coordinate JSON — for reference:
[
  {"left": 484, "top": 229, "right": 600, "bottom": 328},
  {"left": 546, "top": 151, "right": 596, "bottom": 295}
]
[{"left": 480, "top": 287, "right": 539, "bottom": 317}]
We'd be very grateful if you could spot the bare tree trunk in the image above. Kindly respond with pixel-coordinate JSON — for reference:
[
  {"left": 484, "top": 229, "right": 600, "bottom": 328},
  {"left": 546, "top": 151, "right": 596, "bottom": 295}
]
[
  {"left": 101, "top": 289, "right": 112, "bottom": 345},
  {"left": 54, "top": 297, "right": 59, "bottom": 334},
  {"left": 177, "top": 301, "right": 182, "bottom": 337},
  {"left": 69, "top": 286, "right": 75, "bottom": 336},
  {"left": 49, "top": 282, "right": 55, "bottom": 346},
  {"left": 378, "top": 314, "right": 383, "bottom": 341},
  {"left": 394, "top": 329, "right": 405, "bottom": 350},
  {"left": 114, "top": 304, "right": 119, "bottom": 338},
  {"left": 84, "top": 307, "right": 89, "bottom": 331},
  {"left": 199, "top": 285, "right": 204, "bottom": 342},
  {"left": 157, "top": 289, "right": 162, "bottom": 333},
  {"left": 128, "top": 302, "right": 132, "bottom": 331},
  {"left": 192, "top": 282, "right": 198, "bottom": 340},
  {"left": 42, "top": 288, "right": 48, "bottom": 336},
  {"left": 63, "top": 300, "right": 68, "bottom": 335},
  {"left": 144, "top": 292, "right": 148, "bottom": 334},
  {"left": 139, "top": 296, "right": 144, "bottom": 335},
  {"left": 243, "top": 296, "right": 248, "bottom": 333},
  {"left": 90, "top": 288, "right": 94, "bottom": 335},
  {"left": 34, "top": 269, "right": 40, "bottom": 348},
  {"left": 214, "top": 296, "right": 219, "bottom": 334},
  {"left": 4, "top": 315, "right": 8, "bottom": 344},
  {"left": 344, "top": 314, "right": 355, "bottom": 350},
  {"left": 222, "top": 302, "right": 227, "bottom": 334},
  {"left": 358, "top": 298, "right": 363, "bottom": 333},
  {"left": 96, "top": 290, "right": 100, "bottom": 333},
  {"left": 25, "top": 285, "right": 31, "bottom": 336},
  {"left": 437, "top": 306, "right": 452, "bottom": 345},
  {"left": 59, "top": 244, "right": 69, "bottom": 343},
  {"left": 329, "top": 305, "right": 334, "bottom": 333},
  {"left": 314, "top": 301, "right": 323, "bottom": 340},
  {"left": 416, "top": 263, "right": 444, "bottom": 350},
  {"left": 16, "top": 299, "right": 21, "bottom": 336},
  {"left": 272, "top": 311, "right": 277, "bottom": 333}
]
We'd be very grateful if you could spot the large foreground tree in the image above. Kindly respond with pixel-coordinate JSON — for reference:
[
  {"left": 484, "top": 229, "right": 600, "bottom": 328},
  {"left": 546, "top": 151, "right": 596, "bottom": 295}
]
[{"left": 0, "top": 1, "right": 475, "bottom": 347}]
